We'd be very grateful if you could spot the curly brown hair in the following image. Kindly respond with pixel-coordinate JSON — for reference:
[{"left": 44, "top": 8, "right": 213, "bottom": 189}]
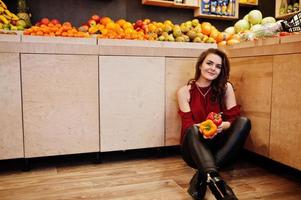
[{"left": 188, "top": 48, "right": 230, "bottom": 106}]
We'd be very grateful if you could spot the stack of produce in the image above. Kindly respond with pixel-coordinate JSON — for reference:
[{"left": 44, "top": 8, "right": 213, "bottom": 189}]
[
  {"left": 0, "top": 0, "right": 28, "bottom": 30},
  {"left": 23, "top": 18, "right": 89, "bottom": 37},
  {"left": 78, "top": 15, "right": 149, "bottom": 40},
  {"left": 226, "top": 9, "right": 300, "bottom": 43}
]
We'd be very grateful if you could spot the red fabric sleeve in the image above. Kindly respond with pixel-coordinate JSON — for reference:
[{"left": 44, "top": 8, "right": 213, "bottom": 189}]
[
  {"left": 222, "top": 105, "right": 241, "bottom": 124},
  {"left": 178, "top": 110, "right": 196, "bottom": 143}
]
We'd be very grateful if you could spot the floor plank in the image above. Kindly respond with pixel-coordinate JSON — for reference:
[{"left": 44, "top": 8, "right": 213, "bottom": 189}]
[{"left": 0, "top": 149, "right": 300, "bottom": 200}]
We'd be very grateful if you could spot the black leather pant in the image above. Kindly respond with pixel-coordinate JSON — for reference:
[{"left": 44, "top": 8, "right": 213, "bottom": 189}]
[{"left": 181, "top": 116, "right": 251, "bottom": 173}]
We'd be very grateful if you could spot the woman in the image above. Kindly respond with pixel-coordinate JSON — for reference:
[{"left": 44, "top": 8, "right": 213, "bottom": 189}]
[{"left": 177, "top": 48, "right": 251, "bottom": 200}]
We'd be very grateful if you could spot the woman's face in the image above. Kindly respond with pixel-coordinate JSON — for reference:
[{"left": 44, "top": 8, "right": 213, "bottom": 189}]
[{"left": 199, "top": 53, "right": 222, "bottom": 81}]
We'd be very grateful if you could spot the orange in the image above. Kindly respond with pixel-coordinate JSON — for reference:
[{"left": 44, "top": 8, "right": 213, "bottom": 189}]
[
  {"left": 217, "top": 41, "right": 227, "bottom": 46},
  {"left": 36, "top": 31, "right": 43, "bottom": 36},
  {"left": 62, "top": 22, "right": 72, "bottom": 27},
  {"left": 201, "top": 22, "right": 212, "bottom": 36},
  {"left": 106, "top": 22, "right": 116, "bottom": 30},
  {"left": 216, "top": 32, "right": 230, "bottom": 43},
  {"left": 227, "top": 39, "right": 240, "bottom": 45},
  {"left": 229, "top": 34, "right": 240, "bottom": 41},
  {"left": 122, "top": 22, "right": 133, "bottom": 30},
  {"left": 101, "top": 17, "right": 112, "bottom": 25},
  {"left": 210, "top": 30, "right": 220, "bottom": 40},
  {"left": 61, "top": 32, "right": 68, "bottom": 37},
  {"left": 116, "top": 19, "right": 126, "bottom": 27}
]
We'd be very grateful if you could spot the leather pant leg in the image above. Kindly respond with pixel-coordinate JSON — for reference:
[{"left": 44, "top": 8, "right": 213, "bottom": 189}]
[
  {"left": 181, "top": 125, "right": 217, "bottom": 172},
  {"left": 215, "top": 116, "right": 251, "bottom": 168},
  {"left": 181, "top": 116, "right": 251, "bottom": 172}
]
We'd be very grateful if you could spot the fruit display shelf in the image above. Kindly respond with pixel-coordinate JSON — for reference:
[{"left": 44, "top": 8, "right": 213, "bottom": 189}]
[
  {"left": 21, "top": 34, "right": 97, "bottom": 45},
  {"left": 97, "top": 38, "right": 217, "bottom": 57},
  {"left": 0, "top": 31, "right": 21, "bottom": 42}
]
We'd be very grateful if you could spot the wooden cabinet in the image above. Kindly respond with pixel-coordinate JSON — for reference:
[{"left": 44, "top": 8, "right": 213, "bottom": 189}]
[
  {"left": 142, "top": 0, "right": 199, "bottom": 9},
  {"left": 21, "top": 54, "right": 99, "bottom": 158},
  {"left": 99, "top": 56, "right": 165, "bottom": 152},
  {"left": 229, "top": 56, "right": 273, "bottom": 157},
  {"left": 275, "top": 0, "right": 301, "bottom": 19},
  {"left": 165, "top": 58, "right": 196, "bottom": 146},
  {"left": 270, "top": 54, "right": 301, "bottom": 170},
  {"left": 0, "top": 53, "right": 23, "bottom": 160}
]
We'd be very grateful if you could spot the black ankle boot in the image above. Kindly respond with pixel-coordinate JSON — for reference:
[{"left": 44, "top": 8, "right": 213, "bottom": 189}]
[
  {"left": 206, "top": 171, "right": 238, "bottom": 200},
  {"left": 187, "top": 171, "right": 207, "bottom": 200}
]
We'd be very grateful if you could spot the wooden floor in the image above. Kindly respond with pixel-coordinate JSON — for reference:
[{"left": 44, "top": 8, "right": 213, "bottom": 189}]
[{"left": 0, "top": 148, "right": 300, "bottom": 200}]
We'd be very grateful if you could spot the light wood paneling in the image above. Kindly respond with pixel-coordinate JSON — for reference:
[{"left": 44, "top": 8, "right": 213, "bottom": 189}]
[
  {"left": 99, "top": 56, "right": 165, "bottom": 152},
  {"left": 21, "top": 54, "right": 99, "bottom": 158},
  {"left": 165, "top": 58, "right": 196, "bottom": 146},
  {"left": 270, "top": 54, "right": 301, "bottom": 169},
  {"left": 229, "top": 56, "right": 273, "bottom": 156},
  {"left": 0, "top": 53, "right": 23, "bottom": 160}
]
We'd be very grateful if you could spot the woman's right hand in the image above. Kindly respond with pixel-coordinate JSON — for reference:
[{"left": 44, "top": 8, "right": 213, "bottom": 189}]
[{"left": 177, "top": 85, "right": 192, "bottom": 112}]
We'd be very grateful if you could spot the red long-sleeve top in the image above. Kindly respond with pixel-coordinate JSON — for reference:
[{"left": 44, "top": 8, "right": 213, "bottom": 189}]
[{"left": 178, "top": 83, "right": 240, "bottom": 143}]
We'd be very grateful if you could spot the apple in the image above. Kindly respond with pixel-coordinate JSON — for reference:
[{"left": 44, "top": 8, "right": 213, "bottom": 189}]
[
  {"left": 40, "top": 18, "right": 50, "bottom": 25},
  {"left": 135, "top": 19, "right": 143, "bottom": 27},
  {"left": 88, "top": 19, "right": 97, "bottom": 27},
  {"left": 141, "top": 24, "right": 148, "bottom": 32},
  {"left": 91, "top": 15, "right": 100, "bottom": 23},
  {"left": 50, "top": 19, "right": 60, "bottom": 25},
  {"left": 78, "top": 25, "right": 89, "bottom": 32},
  {"left": 10, "top": 20, "right": 17, "bottom": 26}
]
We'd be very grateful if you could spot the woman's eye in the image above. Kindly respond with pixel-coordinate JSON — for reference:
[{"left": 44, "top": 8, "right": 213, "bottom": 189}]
[{"left": 216, "top": 65, "right": 222, "bottom": 69}]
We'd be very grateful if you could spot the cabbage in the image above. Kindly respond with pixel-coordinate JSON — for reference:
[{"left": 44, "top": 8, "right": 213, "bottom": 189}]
[
  {"left": 261, "top": 17, "right": 276, "bottom": 25},
  {"left": 234, "top": 19, "right": 250, "bottom": 33},
  {"left": 250, "top": 23, "right": 278, "bottom": 38},
  {"left": 243, "top": 14, "right": 249, "bottom": 21},
  {"left": 250, "top": 24, "right": 263, "bottom": 32},
  {"left": 224, "top": 26, "right": 235, "bottom": 35},
  {"left": 248, "top": 10, "right": 262, "bottom": 25}
]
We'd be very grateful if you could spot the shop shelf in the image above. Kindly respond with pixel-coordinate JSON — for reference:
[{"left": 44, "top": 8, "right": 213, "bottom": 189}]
[
  {"left": 275, "top": 0, "right": 300, "bottom": 19},
  {"left": 142, "top": 0, "right": 199, "bottom": 9}
]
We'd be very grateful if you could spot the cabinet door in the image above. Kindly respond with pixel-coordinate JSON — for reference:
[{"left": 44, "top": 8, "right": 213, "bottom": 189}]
[
  {"left": 22, "top": 54, "right": 99, "bottom": 158},
  {"left": 99, "top": 56, "right": 164, "bottom": 152},
  {"left": 165, "top": 58, "right": 195, "bottom": 146},
  {"left": 229, "top": 56, "right": 273, "bottom": 156},
  {"left": 271, "top": 54, "right": 301, "bottom": 170},
  {"left": 0, "top": 53, "right": 23, "bottom": 160}
]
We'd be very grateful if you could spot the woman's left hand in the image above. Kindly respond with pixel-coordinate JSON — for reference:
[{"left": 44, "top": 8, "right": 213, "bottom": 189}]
[{"left": 217, "top": 121, "right": 231, "bottom": 133}]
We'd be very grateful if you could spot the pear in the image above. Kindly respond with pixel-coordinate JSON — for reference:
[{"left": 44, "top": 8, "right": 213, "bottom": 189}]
[
  {"left": 182, "top": 35, "right": 190, "bottom": 42},
  {"left": 158, "top": 35, "right": 165, "bottom": 41},
  {"left": 192, "top": 19, "right": 199, "bottom": 27},
  {"left": 185, "top": 21, "right": 192, "bottom": 28},
  {"left": 173, "top": 25, "right": 182, "bottom": 37},
  {"left": 193, "top": 36, "right": 202, "bottom": 43},
  {"left": 187, "top": 30, "right": 197, "bottom": 40},
  {"left": 166, "top": 34, "right": 175, "bottom": 42},
  {"left": 176, "top": 36, "right": 185, "bottom": 42},
  {"left": 16, "top": 19, "right": 26, "bottom": 27},
  {"left": 180, "top": 23, "right": 190, "bottom": 33},
  {"left": 163, "top": 24, "right": 173, "bottom": 33}
]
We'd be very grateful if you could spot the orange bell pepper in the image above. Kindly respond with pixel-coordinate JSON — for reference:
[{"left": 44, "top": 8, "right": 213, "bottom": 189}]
[{"left": 199, "top": 119, "right": 217, "bottom": 138}]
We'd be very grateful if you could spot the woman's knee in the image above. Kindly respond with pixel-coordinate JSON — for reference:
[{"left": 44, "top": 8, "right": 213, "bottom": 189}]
[
  {"left": 232, "top": 116, "right": 251, "bottom": 135},
  {"left": 183, "top": 125, "right": 200, "bottom": 142}
]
